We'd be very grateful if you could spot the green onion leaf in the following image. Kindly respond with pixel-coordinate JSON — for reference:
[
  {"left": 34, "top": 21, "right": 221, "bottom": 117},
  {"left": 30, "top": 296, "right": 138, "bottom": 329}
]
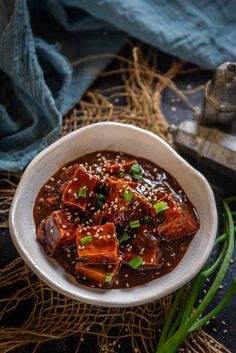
[
  {"left": 80, "top": 235, "right": 93, "bottom": 245},
  {"left": 130, "top": 163, "right": 143, "bottom": 180},
  {"left": 129, "top": 220, "right": 140, "bottom": 228},
  {"left": 118, "top": 172, "right": 125, "bottom": 178},
  {"left": 119, "top": 232, "right": 130, "bottom": 244},
  {"left": 123, "top": 191, "right": 134, "bottom": 201},
  {"left": 96, "top": 200, "right": 104, "bottom": 209},
  {"left": 132, "top": 173, "right": 143, "bottom": 181},
  {"left": 96, "top": 193, "right": 106, "bottom": 202},
  {"left": 105, "top": 273, "right": 113, "bottom": 283},
  {"left": 130, "top": 163, "right": 142, "bottom": 174},
  {"left": 77, "top": 187, "right": 87, "bottom": 197},
  {"left": 129, "top": 256, "right": 143, "bottom": 269},
  {"left": 154, "top": 201, "right": 169, "bottom": 213}
]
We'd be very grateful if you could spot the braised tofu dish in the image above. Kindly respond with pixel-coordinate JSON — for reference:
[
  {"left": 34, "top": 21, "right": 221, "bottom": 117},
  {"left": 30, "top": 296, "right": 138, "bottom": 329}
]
[{"left": 34, "top": 151, "right": 199, "bottom": 289}]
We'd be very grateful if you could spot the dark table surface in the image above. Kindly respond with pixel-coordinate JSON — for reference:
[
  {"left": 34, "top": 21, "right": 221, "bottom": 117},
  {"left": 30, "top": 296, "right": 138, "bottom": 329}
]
[{"left": 1, "top": 43, "right": 236, "bottom": 353}]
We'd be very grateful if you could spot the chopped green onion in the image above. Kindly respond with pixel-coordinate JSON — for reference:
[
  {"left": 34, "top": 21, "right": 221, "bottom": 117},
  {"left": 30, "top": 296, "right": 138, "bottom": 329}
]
[
  {"left": 96, "top": 200, "right": 104, "bottom": 209},
  {"left": 80, "top": 235, "right": 93, "bottom": 245},
  {"left": 118, "top": 172, "right": 125, "bottom": 178},
  {"left": 119, "top": 232, "right": 130, "bottom": 244},
  {"left": 129, "top": 256, "right": 143, "bottom": 269},
  {"left": 123, "top": 191, "right": 134, "bottom": 202},
  {"left": 77, "top": 187, "right": 87, "bottom": 197},
  {"left": 130, "top": 163, "right": 142, "bottom": 174},
  {"left": 130, "top": 163, "right": 143, "bottom": 180},
  {"left": 105, "top": 273, "right": 113, "bottom": 283},
  {"left": 154, "top": 201, "right": 169, "bottom": 213},
  {"left": 132, "top": 173, "right": 143, "bottom": 181},
  {"left": 96, "top": 193, "right": 106, "bottom": 202},
  {"left": 129, "top": 219, "right": 140, "bottom": 228}
]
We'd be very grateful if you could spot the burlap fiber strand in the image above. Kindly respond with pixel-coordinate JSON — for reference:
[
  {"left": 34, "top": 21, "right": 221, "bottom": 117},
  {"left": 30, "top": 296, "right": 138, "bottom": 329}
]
[{"left": 0, "top": 45, "right": 232, "bottom": 353}]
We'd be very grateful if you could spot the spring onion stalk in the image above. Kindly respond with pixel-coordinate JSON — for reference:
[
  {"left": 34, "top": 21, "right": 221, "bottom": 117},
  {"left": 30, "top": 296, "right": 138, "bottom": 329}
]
[
  {"left": 129, "top": 220, "right": 140, "bottom": 228},
  {"left": 119, "top": 232, "right": 130, "bottom": 244},
  {"left": 189, "top": 278, "right": 236, "bottom": 332},
  {"left": 128, "top": 256, "right": 143, "bottom": 269},
  {"left": 154, "top": 201, "right": 169, "bottom": 214},
  {"left": 124, "top": 191, "right": 134, "bottom": 201},
  {"left": 80, "top": 235, "right": 93, "bottom": 245},
  {"left": 105, "top": 273, "right": 112, "bottom": 283},
  {"left": 78, "top": 187, "right": 87, "bottom": 197},
  {"left": 157, "top": 197, "right": 236, "bottom": 353}
]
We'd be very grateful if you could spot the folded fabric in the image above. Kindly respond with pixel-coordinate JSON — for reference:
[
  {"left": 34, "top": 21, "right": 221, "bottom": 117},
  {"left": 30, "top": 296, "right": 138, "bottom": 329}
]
[{"left": 0, "top": 0, "right": 235, "bottom": 171}]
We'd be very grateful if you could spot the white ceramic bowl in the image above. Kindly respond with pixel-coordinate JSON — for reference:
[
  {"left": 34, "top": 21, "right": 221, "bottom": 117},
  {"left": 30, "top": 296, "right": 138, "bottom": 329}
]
[{"left": 9, "top": 122, "right": 217, "bottom": 307}]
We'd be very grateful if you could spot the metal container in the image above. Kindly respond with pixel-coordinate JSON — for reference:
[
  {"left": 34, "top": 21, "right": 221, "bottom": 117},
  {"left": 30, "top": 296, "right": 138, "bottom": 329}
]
[{"left": 197, "top": 62, "right": 236, "bottom": 132}]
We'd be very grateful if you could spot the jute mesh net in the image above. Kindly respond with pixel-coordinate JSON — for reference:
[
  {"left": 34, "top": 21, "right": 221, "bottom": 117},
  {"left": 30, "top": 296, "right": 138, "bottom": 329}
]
[{"left": 0, "top": 46, "right": 231, "bottom": 353}]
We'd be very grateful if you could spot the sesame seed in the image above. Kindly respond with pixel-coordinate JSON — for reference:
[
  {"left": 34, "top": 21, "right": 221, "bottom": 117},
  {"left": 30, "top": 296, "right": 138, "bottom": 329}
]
[{"left": 126, "top": 283, "right": 130, "bottom": 288}]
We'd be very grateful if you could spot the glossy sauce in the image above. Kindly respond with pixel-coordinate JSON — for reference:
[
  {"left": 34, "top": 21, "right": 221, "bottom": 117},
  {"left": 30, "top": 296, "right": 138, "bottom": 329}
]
[{"left": 34, "top": 151, "right": 199, "bottom": 289}]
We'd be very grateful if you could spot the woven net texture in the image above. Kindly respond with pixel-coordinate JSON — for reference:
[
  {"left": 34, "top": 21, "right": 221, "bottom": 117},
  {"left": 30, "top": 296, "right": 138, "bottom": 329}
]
[{"left": 0, "top": 45, "right": 231, "bottom": 353}]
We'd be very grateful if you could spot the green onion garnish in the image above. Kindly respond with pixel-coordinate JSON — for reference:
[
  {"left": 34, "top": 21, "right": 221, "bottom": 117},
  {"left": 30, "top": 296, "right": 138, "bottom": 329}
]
[
  {"left": 77, "top": 187, "right": 87, "bottom": 197},
  {"left": 119, "top": 232, "right": 130, "bottom": 244},
  {"left": 130, "top": 163, "right": 143, "bottom": 181},
  {"left": 105, "top": 273, "right": 113, "bottom": 283},
  {"left": 96, "top": 194, "right": 106, "bottom": 202},
  {"left": 129, "top": 220, "right": 140, "bottom": 228},
  {"left": 96, "top": 194, "right": 106, "bottom": 209},
  {"left": 119, "top": 172, "right": 125, "bottom": 178},
  {"left": 154, "top": 201, "right": 169, "bottom": 213},
  {"left": 132, "top": 173, "right": 143, "bottom": 180},
  {"left": 123, "top": 191, "right": 134, "bottom": 202},
  {"left": 80, "top": 235, "right": 93, "bottom": 245},
  {"left": 96, "top": 200, "right": 104, "bottom": 209},
  {"left": 128, "top": 256, "right": 143, "bottom": 269},
  {"left": 130, "top": 163, "right": 142, "bottom": 174}
]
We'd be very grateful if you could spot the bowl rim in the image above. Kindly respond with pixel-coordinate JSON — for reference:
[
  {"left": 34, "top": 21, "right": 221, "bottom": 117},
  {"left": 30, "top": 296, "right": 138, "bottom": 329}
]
[{"left": 9, "top": 122, "right": 218, "bottom": 307}]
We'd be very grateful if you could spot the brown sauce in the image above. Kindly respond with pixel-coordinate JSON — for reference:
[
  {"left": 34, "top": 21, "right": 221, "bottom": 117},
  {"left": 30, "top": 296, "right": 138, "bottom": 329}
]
[{"left": 34, "top": 151, "right": 199, "bottom": 289}]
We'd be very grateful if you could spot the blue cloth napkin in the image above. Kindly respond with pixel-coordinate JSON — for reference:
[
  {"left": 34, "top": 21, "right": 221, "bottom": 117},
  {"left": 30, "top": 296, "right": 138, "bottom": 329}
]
[{"left": 0, "top": 0, "right": 235, "bottom": 171}]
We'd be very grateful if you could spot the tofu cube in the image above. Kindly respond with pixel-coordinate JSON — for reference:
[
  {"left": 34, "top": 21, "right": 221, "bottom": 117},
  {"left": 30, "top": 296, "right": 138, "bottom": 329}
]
[
  {"left": 76, "top": 223, "right": 119, "bottom": 264},
  {"left": 155, "top": 194, "right": 199, "bottom": 241},
  {"left": 75, "top": 262, "right": 120, "bottom": 288},
  {"left": 124, "top": 225, "right": 161, "bottom": 268},
  {"left": 62, "top": 167, "right": 100, "bottom": 211},
  {"left": 58, "top": 164, "right": 78, "bottom": 193},
  {"left": 101, "top": 179, "right": 153, "bottom": 226},
  {"left": 36, "top": 210, "right": 77, "bottom": 256}
]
